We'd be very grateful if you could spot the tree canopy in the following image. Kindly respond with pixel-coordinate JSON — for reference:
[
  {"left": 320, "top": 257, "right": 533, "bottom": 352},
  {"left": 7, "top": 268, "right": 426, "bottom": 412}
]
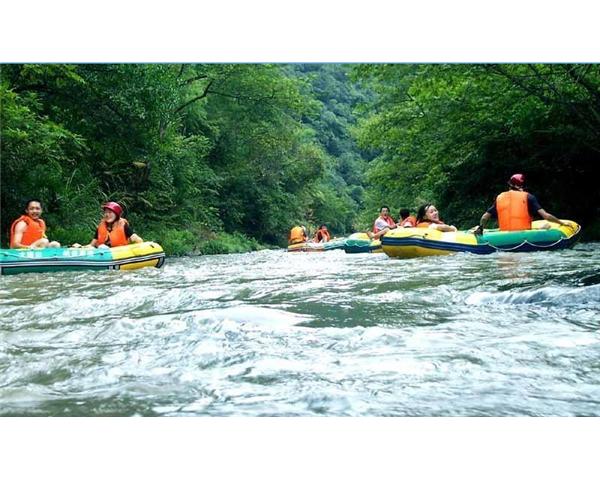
[
  {"left": 2, "top": 64, "right": 598, "bottom": 253},
  {"left": 1, "top": 64, "right": 367, "bottom": 250},
  {"left": 351, "top": 64, "right": 600, "bottom": 235}
]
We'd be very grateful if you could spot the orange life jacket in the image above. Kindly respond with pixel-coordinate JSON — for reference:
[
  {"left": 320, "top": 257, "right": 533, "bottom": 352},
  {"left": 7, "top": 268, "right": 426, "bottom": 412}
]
[
  {"left": 289, "top": 226, "right": 306, "bottom": 245},
  {"left": 315, "top": 229, "right": 331, "bottom": 243},
  {"left": 496, "top": 190, "right": 532, "bottom": 231},
  {"left": 400, "top": 216, "right": 417, "bottom": 227},
  {"left": 97, "top": 218, "right": 129, "bottom": 247},
  {"left": 373, "top": 215, "right": 396, "bottom": 233},
  {"left": 10, "top": 215, "right": 46, "bottom": 247},
  {"left": 416, "top": 219, "right": 444, "bottom": 228}
]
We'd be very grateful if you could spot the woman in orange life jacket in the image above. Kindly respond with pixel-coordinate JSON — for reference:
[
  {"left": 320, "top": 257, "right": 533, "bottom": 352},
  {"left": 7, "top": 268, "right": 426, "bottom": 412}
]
[
  {"left": 472, "top": 174, "right": 569, "bottom": 235},
  {"left": 398, "top": 208, "right": 417, "bottom": 228},
  {"left": 415, "top": 204, "right": 457, "bottom": 232},
  {"left": 313, "top": 224, "right": 331, "bottom": 243},
  {"left": 73, "top": 202, "right": 143, "bottom": 249},
  {"left": 370, "top": 206, "right": 397, "bottom": 240},
  {"left": 9, "top": 199, "right": 61, "bottom": 248}
]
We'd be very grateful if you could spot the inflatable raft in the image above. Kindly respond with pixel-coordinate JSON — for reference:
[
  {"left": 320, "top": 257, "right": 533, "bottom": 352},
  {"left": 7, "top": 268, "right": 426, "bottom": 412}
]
[
  {"left": 382, "top": 221, "right": 581, "bottom": 258},
  {"left": 343, "top": 232, "right": 382, "bottom": 254},
  {"left": 287, "top": 237, "right": 347, "bottom": 252},
  {"left": 0, "top": 241, "right": 166, "bottom": 275}
]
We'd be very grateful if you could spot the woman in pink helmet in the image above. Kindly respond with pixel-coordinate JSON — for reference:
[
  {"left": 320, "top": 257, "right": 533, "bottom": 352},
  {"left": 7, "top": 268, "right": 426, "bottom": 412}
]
[{"left": 73, "top": 202, "right": 143, "bottom": 248}]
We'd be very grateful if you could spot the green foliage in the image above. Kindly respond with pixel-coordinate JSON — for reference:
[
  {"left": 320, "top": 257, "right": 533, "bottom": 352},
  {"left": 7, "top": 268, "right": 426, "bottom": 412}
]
[
  {"left": 46, "top": 225, "right": 96, "bottom": 248},
  {"left": 4, "top": 62, "right": 598, "bottom": 254},
  {"left": 2, "top": 63, "right": 371, "bottom": 251},
  {"left": 353, "top": 64, "right": 600, "bottom": 231},
  {"left": 0, "top": 78, "right": 99, "bottom": 244},
  {"left": 142, "top": 224, "right": 263, "bottom": 256},
  {"left": 199, "top": 232, "right": 263, "bottom": 255},
  {"left": 140, "top": 227, "right": 200, "bottom": 257},
  {"left": 287, "top": 64, "right": 372, "bottom": 233}
]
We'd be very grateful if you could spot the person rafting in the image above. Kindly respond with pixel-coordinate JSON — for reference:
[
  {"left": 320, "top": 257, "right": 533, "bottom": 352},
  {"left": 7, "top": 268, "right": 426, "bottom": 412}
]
[
  {"left": 9, "top": 199, "right": 61, "bottom": 249},
  {"left": 473, "top": 173, "right": 570, "bottom": 235},
  {"left": 398, "top": 208, "right": 417, "bottom": 228},
  {"left": 371, "top": 206, "right": 397, "bottom": 239},
  {"left": 313, "top": 224, "right": 331, "bottom": 243},
  {"left": 288, "top": 225, "right": 308, "bottom": 245},
  {"left": 415, "top": 204, "right": 457, "bottom": 232},
  {"left": 74, "top": 202, "right": 143, "bottom": 248}
]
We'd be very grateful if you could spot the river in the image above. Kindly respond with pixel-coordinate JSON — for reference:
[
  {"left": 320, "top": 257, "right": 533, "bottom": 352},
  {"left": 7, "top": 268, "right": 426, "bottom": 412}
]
[{"left": 1, "top": 244, "right": 599, "bottom": 416}]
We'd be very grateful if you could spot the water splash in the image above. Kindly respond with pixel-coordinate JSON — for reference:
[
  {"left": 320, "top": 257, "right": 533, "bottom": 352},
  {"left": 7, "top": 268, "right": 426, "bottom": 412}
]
[{"left": 1, "top": 243, "right": 599, "bottom": 416}]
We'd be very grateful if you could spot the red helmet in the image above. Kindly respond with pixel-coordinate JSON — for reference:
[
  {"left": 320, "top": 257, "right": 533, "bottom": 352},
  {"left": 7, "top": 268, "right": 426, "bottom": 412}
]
[
  {"left": 102, "top": 201, "right": 123, "bottom": 217},
  {"left": 508, "top": 173, "right": 525, "bottom": 187}
]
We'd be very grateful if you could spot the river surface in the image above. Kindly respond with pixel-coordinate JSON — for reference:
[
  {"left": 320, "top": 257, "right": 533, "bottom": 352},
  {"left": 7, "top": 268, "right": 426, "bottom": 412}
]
[{"left": 1, "top": 244, "right": 599, "bottom": 416}]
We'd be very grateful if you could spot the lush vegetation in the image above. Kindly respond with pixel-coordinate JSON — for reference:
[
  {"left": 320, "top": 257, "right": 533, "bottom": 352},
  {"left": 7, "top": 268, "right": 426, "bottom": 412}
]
[
  {"left": 287, "top": 64, "right": 371, "bottom": 234},
  {"left": 352, "top": 64, "right": 600, "bottom": 237},
  {"left": 2, "top": 64, "right": 599, "bottom": 254},
  {"left": 1, "top": 64, "right": 366, "bottom": 253}
]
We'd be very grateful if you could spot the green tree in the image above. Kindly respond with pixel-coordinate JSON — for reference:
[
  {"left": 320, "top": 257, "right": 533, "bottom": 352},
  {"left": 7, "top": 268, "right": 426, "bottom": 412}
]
[{"left": 352, "top": 64, "right": 600, "bottom": 235}]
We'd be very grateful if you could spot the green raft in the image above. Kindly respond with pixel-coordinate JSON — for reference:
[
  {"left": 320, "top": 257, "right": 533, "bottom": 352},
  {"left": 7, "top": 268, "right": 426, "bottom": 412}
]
[
  {"left": 382, "top": 220, "right": 581, "bottom": 258},
  {"left": 343, "top": 232, "right": 382, "bottom": 254},
  {"left": 287, "top": 237, "right": 347, "bottom": 252},
  {"left": 0, "top": 242, "right": 166, "bottom": 275}
]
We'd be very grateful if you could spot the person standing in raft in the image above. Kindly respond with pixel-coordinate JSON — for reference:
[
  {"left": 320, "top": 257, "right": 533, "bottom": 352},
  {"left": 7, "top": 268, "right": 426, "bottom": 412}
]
[
  {"left": 10, "top": 199, "right": 61, "bottom": 249},
  {"left": 370, "top": 206, "right": 397, "bottom": 240},
  {"left": 288, "top": 225, "right": 308, "bottom": 245},
  {"left": 416, "top": 204, "right": 457, "bottom": 232},
  {"left": 397, "top": 208, "right": 417, "bottom": 228},
  {"left": 74, "top": 202, "right": 143, "bottom": 248},
  {"left": 313, "top": 224, "right": 331, "bottom": 243},
  {"left": 473, "top": 174, "right": 570, "bottom": 235}
]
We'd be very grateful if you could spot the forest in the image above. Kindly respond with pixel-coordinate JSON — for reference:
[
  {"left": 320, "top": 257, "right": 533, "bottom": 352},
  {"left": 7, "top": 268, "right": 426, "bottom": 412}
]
[{"left": 2, "top": 64, "right": 599, "bottom": 254}]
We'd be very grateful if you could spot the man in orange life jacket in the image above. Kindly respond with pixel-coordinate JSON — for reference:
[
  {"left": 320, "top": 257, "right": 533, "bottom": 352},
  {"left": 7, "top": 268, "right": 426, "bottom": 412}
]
[
  {"left": 10, "top": 199, "right": 61, "bottom": 248},
  {"left": 371, "top": 206, "right": 397, "bottom": 240},
  {"left": 313, "top": 224, "right": 331, "bottom": 243},
  {"left": 74, "top": 202, "right": 143, "bottom": 248},
  {"left": 473, "top": 174, "right": 568, "bottom": 235}
]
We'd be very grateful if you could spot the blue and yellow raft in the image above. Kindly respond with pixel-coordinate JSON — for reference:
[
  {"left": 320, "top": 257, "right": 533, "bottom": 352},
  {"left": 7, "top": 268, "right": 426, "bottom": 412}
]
[
  {"left": 0, "top": 242, "right": 166, "bottom": 275},
  {"left": 381, "top": 221, "right": 581, "bottom": 259}
]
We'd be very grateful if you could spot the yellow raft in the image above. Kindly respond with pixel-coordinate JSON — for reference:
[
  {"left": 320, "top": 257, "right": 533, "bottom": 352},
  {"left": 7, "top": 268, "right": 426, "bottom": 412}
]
[{"left": 382, "top": 221, "right": 581, "bottom": 259}]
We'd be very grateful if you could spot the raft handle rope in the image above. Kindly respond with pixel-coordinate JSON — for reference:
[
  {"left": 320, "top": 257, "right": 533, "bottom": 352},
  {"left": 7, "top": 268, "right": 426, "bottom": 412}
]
[
  {"left": 380, "top": 225, "right": 580, "bottom": 253},
  {"left": 1, "top": 249, "right": 111, "bottom": 259},
  {"left": 479, "top": 224, "right": 580, "bottom": 252}
]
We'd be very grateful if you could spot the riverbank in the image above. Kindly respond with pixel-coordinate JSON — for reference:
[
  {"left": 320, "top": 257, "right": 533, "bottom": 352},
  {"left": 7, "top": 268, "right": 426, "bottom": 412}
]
[
  {"left": 155, "top": 220, "right": 599, "bottom": 256},
  {"left": 143, "top": 226, "right": 268, "bottom": 256},
  {"left": 47, "top": 223, "right": 270, "bottom": 256},
  {"left": 41, "top": 218, "right": 600, "bottom": 257}
]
